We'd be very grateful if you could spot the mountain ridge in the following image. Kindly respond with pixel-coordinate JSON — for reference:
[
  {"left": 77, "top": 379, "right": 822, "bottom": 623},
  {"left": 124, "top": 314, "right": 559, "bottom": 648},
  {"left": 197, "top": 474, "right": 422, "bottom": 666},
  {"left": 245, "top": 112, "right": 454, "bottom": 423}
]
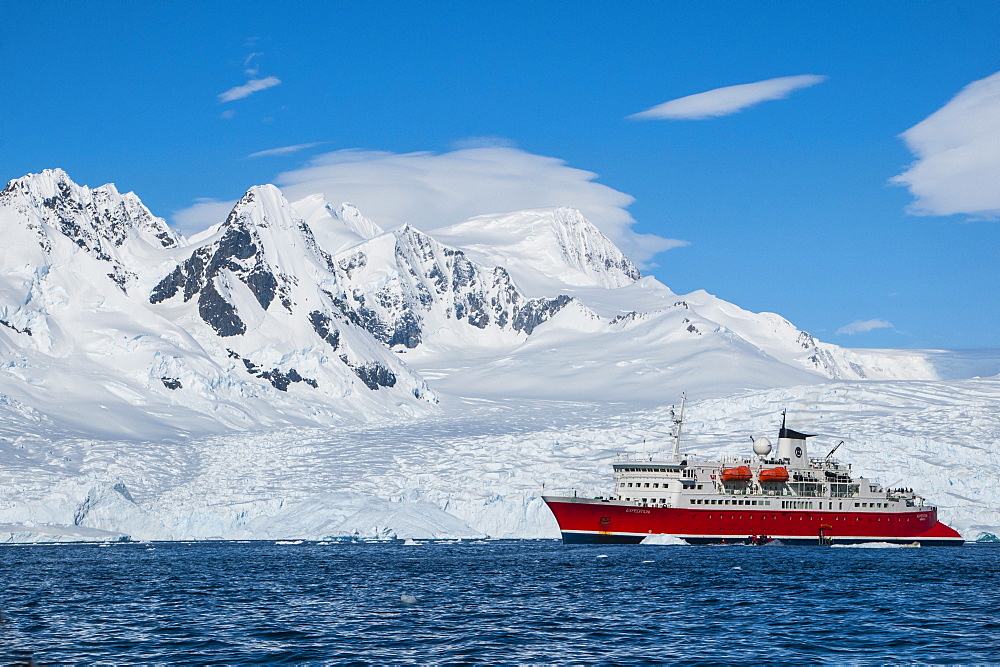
[{"left": 0, "top": 168, "right": 968, "bottom": 436}]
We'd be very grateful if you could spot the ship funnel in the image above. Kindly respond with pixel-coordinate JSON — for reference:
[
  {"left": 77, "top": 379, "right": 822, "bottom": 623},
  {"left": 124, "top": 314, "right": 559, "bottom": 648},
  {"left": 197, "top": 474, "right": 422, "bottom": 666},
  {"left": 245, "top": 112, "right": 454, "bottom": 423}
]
[{"left": 775, "top": 412, "right": 815, "bottom": 468}]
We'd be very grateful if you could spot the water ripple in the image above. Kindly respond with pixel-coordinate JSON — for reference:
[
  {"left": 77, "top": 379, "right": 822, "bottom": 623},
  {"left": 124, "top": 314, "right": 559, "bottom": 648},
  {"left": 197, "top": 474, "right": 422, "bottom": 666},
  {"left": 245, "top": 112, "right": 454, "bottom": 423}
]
[{"left": 1, "top": 541, "right": 999, "bottom": 663}]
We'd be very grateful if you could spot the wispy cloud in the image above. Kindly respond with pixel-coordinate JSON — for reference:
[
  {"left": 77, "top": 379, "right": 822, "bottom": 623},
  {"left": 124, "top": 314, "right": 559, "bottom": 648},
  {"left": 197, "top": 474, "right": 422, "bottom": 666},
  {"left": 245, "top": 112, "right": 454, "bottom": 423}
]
[
  {"left": 891, "top": 70, "right": 1000, "bottom": 219},
  {"left": 243, "top": 52, "right": 263, "bottom": 76},
  {"left": 247, "top": 142, "right": 326, "bottom": 159},
  {"left": 449, "top": 136, "right": 518, "bottom": 150},
  {"left": 217, "top": 76, "right": 281, "bottom": 103},
  {"left": 629, "top": 74, "right": 827, "bottom": 121},
  {"left": 836, "top": 318, "right": 894, "bottom": 336}
]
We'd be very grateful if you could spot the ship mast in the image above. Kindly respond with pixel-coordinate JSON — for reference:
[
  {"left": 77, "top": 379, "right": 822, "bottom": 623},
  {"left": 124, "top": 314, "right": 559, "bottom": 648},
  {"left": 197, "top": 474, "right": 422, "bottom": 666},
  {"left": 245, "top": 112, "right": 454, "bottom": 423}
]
[{"left": 671, "top": 393, "right": 686, "bottom": 461}]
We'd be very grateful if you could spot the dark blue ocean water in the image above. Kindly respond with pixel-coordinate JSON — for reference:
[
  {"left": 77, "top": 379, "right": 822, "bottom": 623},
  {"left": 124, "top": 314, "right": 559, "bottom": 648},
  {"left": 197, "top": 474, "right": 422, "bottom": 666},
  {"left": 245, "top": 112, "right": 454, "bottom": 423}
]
[{"left": 2, "top": 540, "right": 999, "bottom": 664}]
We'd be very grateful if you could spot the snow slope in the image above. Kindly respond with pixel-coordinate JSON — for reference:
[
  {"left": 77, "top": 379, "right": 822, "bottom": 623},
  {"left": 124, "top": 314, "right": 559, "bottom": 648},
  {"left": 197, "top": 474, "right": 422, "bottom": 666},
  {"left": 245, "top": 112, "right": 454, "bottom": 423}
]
[{"left": 0, "top": 379, "right": 996, "bottom": 542}]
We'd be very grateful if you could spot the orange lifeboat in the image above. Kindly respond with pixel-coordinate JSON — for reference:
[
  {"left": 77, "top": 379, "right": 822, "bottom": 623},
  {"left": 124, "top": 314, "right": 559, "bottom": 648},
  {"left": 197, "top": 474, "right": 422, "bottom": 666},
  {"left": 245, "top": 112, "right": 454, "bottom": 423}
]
[
  {"left": 720, "top": 465, "right": 752, "bottom": 482},
  {"left": 759, "top": 467, "right": 790, "bottom": 483}
]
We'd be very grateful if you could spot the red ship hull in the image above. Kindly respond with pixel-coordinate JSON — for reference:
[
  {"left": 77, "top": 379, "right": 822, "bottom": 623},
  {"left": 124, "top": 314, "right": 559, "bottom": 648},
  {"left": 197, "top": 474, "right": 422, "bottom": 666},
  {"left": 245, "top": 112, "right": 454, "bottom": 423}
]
[{"left": 543, "top": 497, "right": 964, "bottom": 546}]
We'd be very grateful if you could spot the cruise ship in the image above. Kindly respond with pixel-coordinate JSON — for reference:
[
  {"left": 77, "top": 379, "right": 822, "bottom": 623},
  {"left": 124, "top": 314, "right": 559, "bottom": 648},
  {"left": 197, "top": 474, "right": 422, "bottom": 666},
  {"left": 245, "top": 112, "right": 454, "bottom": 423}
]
[{"left": 543, "top": 398, "right": 964, "bottom": 546}]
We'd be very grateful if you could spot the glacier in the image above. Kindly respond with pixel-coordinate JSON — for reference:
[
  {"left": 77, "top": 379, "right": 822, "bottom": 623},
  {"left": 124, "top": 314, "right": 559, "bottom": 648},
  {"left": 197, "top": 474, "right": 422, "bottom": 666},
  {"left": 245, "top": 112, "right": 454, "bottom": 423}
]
[{"left": 1, "top": 169, "right": 997, "bottom": 543}]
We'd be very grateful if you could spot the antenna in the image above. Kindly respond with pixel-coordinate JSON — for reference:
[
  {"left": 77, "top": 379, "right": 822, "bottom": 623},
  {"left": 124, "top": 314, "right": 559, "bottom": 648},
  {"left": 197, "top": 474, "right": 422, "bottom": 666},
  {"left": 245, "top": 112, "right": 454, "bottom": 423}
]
[
  {"left": 671, "top": 392, "right": 686, "bottom": 461},
  {"left": 825, "top": 440, "right": 844, "bottom": 461}
]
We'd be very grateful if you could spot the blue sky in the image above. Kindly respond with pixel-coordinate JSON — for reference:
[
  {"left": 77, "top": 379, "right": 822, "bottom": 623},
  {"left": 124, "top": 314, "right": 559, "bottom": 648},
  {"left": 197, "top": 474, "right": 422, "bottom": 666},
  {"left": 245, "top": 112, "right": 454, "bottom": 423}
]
[{"left": 2, "top": 1, "right": 998, "bottom": 349}]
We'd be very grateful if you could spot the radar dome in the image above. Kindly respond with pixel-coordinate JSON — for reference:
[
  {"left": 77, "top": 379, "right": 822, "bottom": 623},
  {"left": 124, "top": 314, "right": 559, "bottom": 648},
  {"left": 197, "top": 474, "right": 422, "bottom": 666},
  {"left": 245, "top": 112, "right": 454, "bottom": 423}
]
[{"left": 753, "top": 438, "right": 773, "bottom": 456}]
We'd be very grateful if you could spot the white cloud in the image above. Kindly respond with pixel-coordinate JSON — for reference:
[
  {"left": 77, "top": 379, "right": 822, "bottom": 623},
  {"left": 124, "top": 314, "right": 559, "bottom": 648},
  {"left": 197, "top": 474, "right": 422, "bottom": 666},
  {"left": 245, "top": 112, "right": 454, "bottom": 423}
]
[
  {"left": 836, "top": 319, "right": 894, "bottom": 336},
  {"left": 247, "top": 142, "right": 326, "bottom": 159},
  {"left": 271, "top": 147, "right": 686, "bottom": 267},
  {"left": 629, "top": 74, "right": 827, "bottom": 120},
  {"left": 217, "top": 76, "right": 282, "bottom": 103},
  {"left": 170, "top": 147, "right": 687, "bottom": 265},
  {"left": 243, "top": 52, "right": 263, "bottom": 76},
  {"left": 891, "top": 71, "right": 1000, "bottom": 219},
  {"left": 171, "top": 198, "right": 236, "bottom": 237}
]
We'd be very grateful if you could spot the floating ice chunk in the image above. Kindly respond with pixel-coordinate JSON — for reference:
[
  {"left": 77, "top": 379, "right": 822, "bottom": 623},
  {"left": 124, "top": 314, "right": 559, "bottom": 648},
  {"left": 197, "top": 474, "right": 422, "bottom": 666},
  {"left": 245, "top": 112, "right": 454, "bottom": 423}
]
[
  {"left": 832, "top": 542, "right": 920, "bottom": 549},
  {"left": 400, "top": 594, "right": 417, "bottom": 605},
  {"left": 640, "top": 534, "right": 687, "bottom": 545}
]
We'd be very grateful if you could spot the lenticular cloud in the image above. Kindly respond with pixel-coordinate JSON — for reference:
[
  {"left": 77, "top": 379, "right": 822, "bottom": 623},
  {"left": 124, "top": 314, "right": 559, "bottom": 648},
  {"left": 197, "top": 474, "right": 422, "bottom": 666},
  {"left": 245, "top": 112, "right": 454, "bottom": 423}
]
[
  {"left": 273, "top": 147, "right": 683, "bottom": 267},
  {"left": 892, "top": 71, "right": 1000, "bottom": 219},
  {"left": 629, "top": 74, "right": 827, "bottom": 120}
]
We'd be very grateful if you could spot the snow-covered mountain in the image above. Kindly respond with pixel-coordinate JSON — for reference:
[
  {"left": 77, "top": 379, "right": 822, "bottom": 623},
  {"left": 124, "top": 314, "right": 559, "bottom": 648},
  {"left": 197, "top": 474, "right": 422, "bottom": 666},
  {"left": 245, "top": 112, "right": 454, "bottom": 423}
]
[
  {"left": 0, "top": 171, "right": 435, "bottom": 437},
  {"left": 1, "top": 169, "right": 996, "bottom": 543},
  {"left": 430, "top": 207, "right": 641, "bottom": 294},
  {"left": 290, "top": 195, "right": 384, "bottom": 254},
  {"left": 329, "top": 223, "right": 579, "bottom": 351}
]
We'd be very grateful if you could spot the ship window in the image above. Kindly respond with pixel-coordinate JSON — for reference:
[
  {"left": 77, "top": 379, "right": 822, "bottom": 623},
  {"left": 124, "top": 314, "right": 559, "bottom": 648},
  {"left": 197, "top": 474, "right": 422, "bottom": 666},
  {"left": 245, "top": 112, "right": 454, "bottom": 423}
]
[
  {"left": 653, "top": 483, "right": 659, "bottom": 488},
  {"left": 644, "top": 483, "right": 650, "bottom": 488},
  {"left": 620, "top": 483, "right": 625, "bottom": 487},
  {"left": 697, "top": 485, "right": 703, "bottom": 490},
  {"left": 627, "top": 483, "right": 633, "bottom": 487}
]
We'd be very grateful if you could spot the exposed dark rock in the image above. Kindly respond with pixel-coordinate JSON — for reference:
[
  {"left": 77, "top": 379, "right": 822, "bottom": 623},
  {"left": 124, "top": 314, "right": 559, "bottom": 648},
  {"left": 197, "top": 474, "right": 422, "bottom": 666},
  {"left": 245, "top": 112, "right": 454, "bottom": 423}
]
[
  {"left": 198, "top": 279, "right": 246, "bottom": 337},
  {"left": 149, "top": 207, "right": 285, "bottom": 336},
  {"left": 512, "top": 295, "right": 572, "bottom": 335},
  {"left": 160, "top": 377, "right": 182, "bottom": 390},
  {"left": 308, "top": 311, "right": 341, "bottom": 350},
  {"left": 149, "top": 265, "right": 183, "bottom": 304},
  {"left": 338, "top": 252, "right": 367, "bottom": 277},
  {"left": 387, "top": 311, "right": 421, "bottom": 348},
  {"left": 349, "top": 361, "right": 397, "bottom": 390},
  {"left": 243, "top": 267, "right": 277, "bottom": 310},
  {"left": 227, "top": 349, "right": 318, "bottom": 391},
  {"left": 610, "top": 312, "right": 639, "bottom": 326},
  {"left": 0, "top": 319, "right": 32, "bottom": 336}
]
